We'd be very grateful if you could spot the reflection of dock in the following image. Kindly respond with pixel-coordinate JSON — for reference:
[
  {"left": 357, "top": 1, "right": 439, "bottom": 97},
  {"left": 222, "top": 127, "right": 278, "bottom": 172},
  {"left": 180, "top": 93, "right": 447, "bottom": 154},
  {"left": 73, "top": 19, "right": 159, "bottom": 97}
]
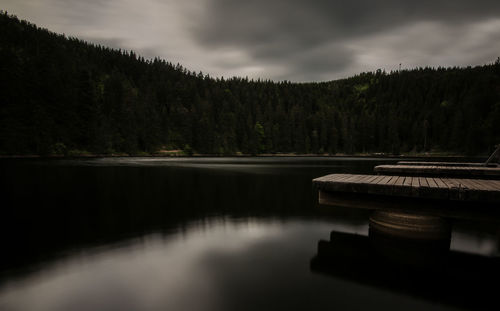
[{"left": 310, "top": 231, "right": 500, "bottom": 310}]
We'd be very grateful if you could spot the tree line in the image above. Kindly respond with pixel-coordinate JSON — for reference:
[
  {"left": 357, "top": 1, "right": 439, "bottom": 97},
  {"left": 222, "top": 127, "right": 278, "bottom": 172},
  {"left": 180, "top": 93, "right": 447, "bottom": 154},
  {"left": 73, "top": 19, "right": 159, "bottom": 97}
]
[{"left": 1, "top": 12, "right": 499, "bottom": 156}]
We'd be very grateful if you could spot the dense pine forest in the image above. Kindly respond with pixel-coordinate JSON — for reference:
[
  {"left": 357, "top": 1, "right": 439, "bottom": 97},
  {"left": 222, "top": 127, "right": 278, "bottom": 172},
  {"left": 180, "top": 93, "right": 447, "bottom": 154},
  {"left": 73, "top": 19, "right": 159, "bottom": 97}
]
[{"left": 1, "top": 12, "right": 499, "bottom": 156}]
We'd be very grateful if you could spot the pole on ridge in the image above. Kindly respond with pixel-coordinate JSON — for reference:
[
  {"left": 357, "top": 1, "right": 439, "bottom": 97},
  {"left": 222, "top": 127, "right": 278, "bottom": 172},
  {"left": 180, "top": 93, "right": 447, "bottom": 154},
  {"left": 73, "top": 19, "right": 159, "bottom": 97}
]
[{"left": 485, "top": 144, "right": 500, "bottom": 167}]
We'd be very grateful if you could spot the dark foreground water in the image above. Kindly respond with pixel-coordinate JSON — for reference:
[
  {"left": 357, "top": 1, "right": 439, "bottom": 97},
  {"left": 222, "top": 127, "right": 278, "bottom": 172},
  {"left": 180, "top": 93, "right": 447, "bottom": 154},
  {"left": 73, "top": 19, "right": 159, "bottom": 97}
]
[{"left": 0, "top": 157, "right": 498, "bottom": 311}]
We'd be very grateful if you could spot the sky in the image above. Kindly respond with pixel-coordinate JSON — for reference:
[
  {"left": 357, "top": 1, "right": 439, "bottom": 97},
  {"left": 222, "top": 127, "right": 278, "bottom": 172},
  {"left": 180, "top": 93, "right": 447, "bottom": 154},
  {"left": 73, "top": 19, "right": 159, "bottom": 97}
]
[{"left": 2, "top": 0, "right": 500, "bottom": 82}]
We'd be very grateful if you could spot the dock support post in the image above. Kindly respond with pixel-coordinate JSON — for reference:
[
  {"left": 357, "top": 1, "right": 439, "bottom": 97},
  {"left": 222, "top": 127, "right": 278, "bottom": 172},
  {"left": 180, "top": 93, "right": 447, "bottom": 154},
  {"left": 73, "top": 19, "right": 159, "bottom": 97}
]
[{"left": 369, "top": 210, "right": 451, "bottom": 240}]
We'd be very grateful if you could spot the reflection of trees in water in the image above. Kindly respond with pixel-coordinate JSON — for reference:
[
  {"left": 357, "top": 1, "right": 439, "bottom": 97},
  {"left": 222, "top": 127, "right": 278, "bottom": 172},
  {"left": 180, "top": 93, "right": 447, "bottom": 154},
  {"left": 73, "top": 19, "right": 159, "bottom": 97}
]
[
  {"left": 2, "top": 158, "right": 498, "bottom": 292},
  {"left": 0, "top": 159, "right": 368, "bottom": 280}
]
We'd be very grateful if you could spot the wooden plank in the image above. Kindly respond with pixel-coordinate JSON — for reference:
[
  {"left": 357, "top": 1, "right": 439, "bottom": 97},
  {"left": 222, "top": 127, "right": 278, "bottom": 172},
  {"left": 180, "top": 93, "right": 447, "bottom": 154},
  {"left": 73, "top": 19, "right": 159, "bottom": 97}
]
[
  {"left": 429, "top": 177, "right": 449, "bottom": 199},
  {"left": 389, "top": 176, "right": 401, "bottom": 187},
  {"left": 351, "top": 175, "right": 384, "bottom": 193},
  {"left": 374, "top": 164, "right": 500, "bottom": 179},
  {"left": 370, "top": 175, "right": 388, "bottom": 185},
  {"left": 485, "top": 179, "right": 500, "bottom": 190},
  {"left": 469, "top": 178, "right": 498, "bottom": 191},
  {"left": 313, "top": 174, "right": 500, "bottom": 203},
  {"left": 426, "top": 177, "right": 438, "bottom": 188},
  {"left": 341, "top": 175, "right": 364, "bottom": 183},
  {"left": 358, "top": 174, "right": 379, "bottom": 183},
  {"left": 392, "top": 176, "right": 412, "bottom": 197},
  {"left": 329, "top": 174, "right": 351, "bottom": 182},
  {"left": 411, "top": 176, "right": 420, "bottom": 187},
  {"left": 418, "top": 176, "right": 443, "bottom": 199},
  {"left": 418, "top": 177, "right": 429, "bottom": 187},
  {"left": 440, "top": 178, "right": 461, "bottom": 200},
  {"left": 463, "top": 178, "right": 500, "bottom": 201},
  {"left": 457, "top": 178, "right": 489, "bottom": 201},
  {"left": 371, "top": 175, "right": 393, "bottom": 195},
  {"left": 434, "top": 178, "right": 448, "bottom": 189},
  {"left": 458, "top": 178, "right": 483, "bottom": 191},
  {"left": 382, "top": 176, "right": 397, "bottom": 194},
  {"left": 376, "top": 175, "right": 393, "bottom": 185},
  {"left": 314, "top": 174, "right": 500, "bottom": 203},
  {"left": 490, "top": 180, "right": 500, "bottom": 190},
  {"left": 470, "top": 180, "right": 500, "bottom": 202},
  {"left": 356, "top": 175, "right": 376, "bottom": 183},
  {"left": 363, "top": 175, "right": 381, "bottom": 183},
  {"left": 450, "top": 178, "right": 471, "bottom": 200},
  {"left": 397, "top": 161, "right": 485, "bottom": 167},
  {"left": 314, "top": 174, "right": 380, "bottom": 193},
  {"left": 393, "top": 176, "right": 404, "bottom": 186},
  {"left": 409, "top": 176, "right": 420, "bottom": 197}
]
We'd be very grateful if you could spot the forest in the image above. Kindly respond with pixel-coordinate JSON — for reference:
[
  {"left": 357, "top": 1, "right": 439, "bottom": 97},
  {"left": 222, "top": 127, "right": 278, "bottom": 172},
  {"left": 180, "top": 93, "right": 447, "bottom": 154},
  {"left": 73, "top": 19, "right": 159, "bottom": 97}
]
[{"left": 1, "top": 12, "right": 499, "bottom": 156}]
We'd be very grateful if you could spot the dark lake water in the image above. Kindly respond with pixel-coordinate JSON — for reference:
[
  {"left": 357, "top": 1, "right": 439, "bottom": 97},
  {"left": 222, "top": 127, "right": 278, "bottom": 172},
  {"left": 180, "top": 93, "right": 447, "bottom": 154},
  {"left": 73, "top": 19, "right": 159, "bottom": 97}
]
[{"left": 0, "top": 157, "right": 498, "bottom": 311}]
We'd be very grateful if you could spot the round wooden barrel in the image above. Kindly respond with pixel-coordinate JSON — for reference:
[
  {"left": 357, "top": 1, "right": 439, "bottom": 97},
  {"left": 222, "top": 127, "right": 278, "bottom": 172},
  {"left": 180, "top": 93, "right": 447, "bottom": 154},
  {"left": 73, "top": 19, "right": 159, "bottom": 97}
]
[{"left": 369, "top": 210, "right": 451, "bottom": 240}]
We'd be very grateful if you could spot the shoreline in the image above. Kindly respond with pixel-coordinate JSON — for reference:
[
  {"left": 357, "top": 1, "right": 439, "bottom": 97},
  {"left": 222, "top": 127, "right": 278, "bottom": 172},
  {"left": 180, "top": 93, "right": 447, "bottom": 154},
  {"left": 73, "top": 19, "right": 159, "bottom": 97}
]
[{"left": 0, "top": 152, "right": 487, "bottom": 160}]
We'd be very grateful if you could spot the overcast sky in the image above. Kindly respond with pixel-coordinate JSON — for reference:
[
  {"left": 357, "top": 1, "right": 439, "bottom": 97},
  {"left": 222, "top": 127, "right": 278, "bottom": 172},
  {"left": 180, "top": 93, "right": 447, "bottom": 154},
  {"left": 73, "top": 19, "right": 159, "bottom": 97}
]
[{"left": 2, "top": 0, "right": 500, "bottom": 81}]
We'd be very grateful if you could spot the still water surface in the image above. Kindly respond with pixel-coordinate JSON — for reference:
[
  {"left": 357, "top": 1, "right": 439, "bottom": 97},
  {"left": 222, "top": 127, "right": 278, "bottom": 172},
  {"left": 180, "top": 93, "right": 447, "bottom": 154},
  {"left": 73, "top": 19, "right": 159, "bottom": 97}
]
[{"left": 0, "top": 157, "right": 498, "bottom": 310}]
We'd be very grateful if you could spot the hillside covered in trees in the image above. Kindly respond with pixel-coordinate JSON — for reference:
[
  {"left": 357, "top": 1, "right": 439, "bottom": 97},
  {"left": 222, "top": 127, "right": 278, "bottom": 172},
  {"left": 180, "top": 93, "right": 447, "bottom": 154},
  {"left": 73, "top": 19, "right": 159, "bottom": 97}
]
[{"left": 1, "top": 13, "right": 499, "bottom": 156}]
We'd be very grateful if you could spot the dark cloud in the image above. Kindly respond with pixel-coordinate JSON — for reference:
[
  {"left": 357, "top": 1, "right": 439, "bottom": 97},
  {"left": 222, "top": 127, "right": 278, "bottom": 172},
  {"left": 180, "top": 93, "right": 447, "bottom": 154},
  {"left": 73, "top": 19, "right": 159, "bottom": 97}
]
[
  {"left": 2, "top": 0, "right": 500, "bottom": 81},
  {"left": 195, "top": 0, "right": 500, "bottom": 46},
  {"left": 192, "top": 0, "right": 500, "bottom": 80}
]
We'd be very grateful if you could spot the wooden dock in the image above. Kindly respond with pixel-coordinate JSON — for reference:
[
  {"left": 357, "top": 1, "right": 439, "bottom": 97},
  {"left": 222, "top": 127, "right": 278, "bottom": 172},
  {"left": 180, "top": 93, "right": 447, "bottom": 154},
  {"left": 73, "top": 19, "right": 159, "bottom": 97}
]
[
  {"left": 313, "top": 147, "right": 500, "bottom": 249},
  {"left": 374, "top": 164, "right": 500, "bottom": 179},
  {"left": 314, "top": 153, "right": 500, "bottom": 237},
  {"left": 313, "top": 174, "right": 500, "bottom": 203},
  {"left": 397, "top": 161, "right": 486, "bottom": 167}
]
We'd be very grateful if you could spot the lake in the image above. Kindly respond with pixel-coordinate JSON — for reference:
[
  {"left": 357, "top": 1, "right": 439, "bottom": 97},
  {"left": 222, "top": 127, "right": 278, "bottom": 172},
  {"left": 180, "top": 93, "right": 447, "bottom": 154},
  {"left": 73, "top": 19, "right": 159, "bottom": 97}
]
[{"left": 0, "top": 157, "right": 498, "bottom": 311}]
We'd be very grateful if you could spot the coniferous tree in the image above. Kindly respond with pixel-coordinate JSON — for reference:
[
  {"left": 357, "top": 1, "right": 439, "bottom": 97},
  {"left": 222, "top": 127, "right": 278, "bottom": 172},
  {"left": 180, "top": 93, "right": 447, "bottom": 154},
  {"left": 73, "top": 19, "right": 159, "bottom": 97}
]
[{"left": 0, "top": 12, "right": 499, "bottom": 156}]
